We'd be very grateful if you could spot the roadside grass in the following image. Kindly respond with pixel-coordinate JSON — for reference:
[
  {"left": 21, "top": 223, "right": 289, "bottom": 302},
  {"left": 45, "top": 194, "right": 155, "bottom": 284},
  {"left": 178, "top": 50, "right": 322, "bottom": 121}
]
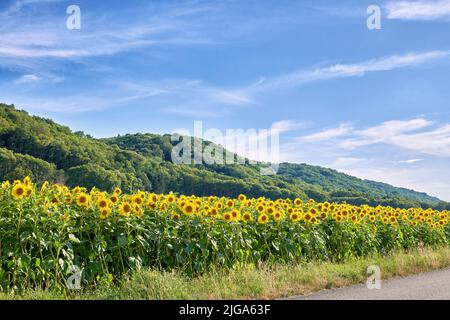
[{"left": 2, "top": 246, "right": 450, "bottom": 300}]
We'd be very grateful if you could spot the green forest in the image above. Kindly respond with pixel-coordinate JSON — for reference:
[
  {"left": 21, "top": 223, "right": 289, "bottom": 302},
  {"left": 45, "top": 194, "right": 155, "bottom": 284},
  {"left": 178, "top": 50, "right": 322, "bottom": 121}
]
[{"left": 1, "top": 103, "right": 448, "bottom": 209}]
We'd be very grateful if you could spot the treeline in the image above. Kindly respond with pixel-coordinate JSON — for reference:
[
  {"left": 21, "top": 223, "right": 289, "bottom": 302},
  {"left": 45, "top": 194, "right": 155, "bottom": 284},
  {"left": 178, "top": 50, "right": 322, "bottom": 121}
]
[{"left": 0, "top": 103, "right": 447, "bottom": 209}]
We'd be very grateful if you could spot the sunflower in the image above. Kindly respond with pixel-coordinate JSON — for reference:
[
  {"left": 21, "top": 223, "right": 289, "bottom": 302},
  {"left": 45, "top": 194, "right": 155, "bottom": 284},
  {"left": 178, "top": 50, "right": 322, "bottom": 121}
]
[
  {"left": 51, "top": 196, "right": 60, "bottom": 205},
  {"left": 99, "top": 208, "right": 112, "bottom": 220},
  {"left": 72, "top": 186, "right": 82, "bottom": 194},
  {"left": 273, "top": 211, "right": 283, "bottom": 221},
  {"left": 23, "top": 176, "right": 31, "bottom": 186},
  {"left": 25, "top": 187, "right": 33, "bottom": 197},
  {"left": 256, "top": 204, "right": 265, "bottom": 212},
  {"left": 290, "top": 212, "right": 300, "bottom": 222},
  {"left": 76, "top": 193, "right": 91, "bottom": 208},
  {"left": 171, "top": 212, "right": 181, "bottom": 220},
  {"left": 133, "top": 204, "right": 143, "bottom": 217},
  {"left": 97, "top": 198, "right": 109, "bottom": 209},
  {"left": 223, "top": 212, "right": 233, "bottom": 223},
  {"left": 12, "top": 183, "right": 25, "bottom": 199},
  {"left": 146, "top": 200, "right": 157, "bottom": 209},
  {"left": 160, "top": 201, "right": 168, "bottom": 211},
  {"left": 114, "top": 187, "right": 122, "bottom": 196},
  {"left": 132, "top": 195, "right": 143, "bottom": 206},
  {"left": 258, "top": 213, "right": 269, "bottom": 224},
  {"left": 243, "top": 212, "right": 253, "bottom": 222},
  {"left": 40, "top": 181, "right": 49, "bottom": 193},
  {"left": 209, "top": 207, "right": 218, "bottom": 216},
  {"left": 230, "top": 209, "right": 241, "bottom": 221},
  {"left": 266, "top": 206, "right": 275, "bottom": 215},
  {"left": 167, "top": 194, "right": 175, "bottom": 203},
  {"left": 182, "top": 202, "right": 195, "bottom": 216},
  {"left": 110, "top": 195, "right": 119, "bottom": 205},
  {"left": 64, "top": 193, "right": 72, "bottom": 204},
  {"left": 119, "top": 202, "right": 132, "bottom": 217},
  {"left": 294, "top": 198, "right": 303, "bottom": 206},
  {"left": 226, "top": 200, "right": 234, "bottom": 208},
  {"left": 149, "top": 194, "right": 158, "bottom": 203}
]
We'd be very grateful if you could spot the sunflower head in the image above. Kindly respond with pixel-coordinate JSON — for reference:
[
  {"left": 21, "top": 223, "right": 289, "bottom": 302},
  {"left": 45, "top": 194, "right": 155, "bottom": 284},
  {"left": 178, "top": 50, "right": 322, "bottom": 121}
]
[
  {"left": 223, "top": 212, "right": 233, "bottom": 223},
  {"left": 183, "top": 202, "right": 195, "bottom": 216},
  {"left": 119, "top": 202, "right": 132, "bottom": 217},
  {"left": 258, "top": 213, "right": 269, "bottom": 224},
  {"left": 238, "top": 194, "right": 246, "bottom": 202},
  {"left": 99, "top": 208, "right": 112, "bottom": 220},
  {"left": 290, "top": 212, "right": 300, "bottom": 222},
  {"left": 231, "top": 209, "right": 241, "bottom": 221},
  {"left": 76, "top": 193, "right": 91, "bottom": 208},
  {"left": 12, "top": 183, "right": 26, "bottom": 200},
  {"left": 273, "top": 211, "right": 283, "bottom": 221}
]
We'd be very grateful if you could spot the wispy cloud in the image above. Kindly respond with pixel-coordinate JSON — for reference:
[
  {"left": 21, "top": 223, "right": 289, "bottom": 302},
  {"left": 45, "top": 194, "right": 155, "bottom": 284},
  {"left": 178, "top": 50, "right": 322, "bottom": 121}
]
[
  {"left": 297, "top": 123, "right": 353, "bottom": 142},
  {"left": 249, "top": 51, "right": 450, "bottom": 92},
  {"left": 385, "top": 0, "right": 450, "bottom": 21},
  {"left": 297, "top": 118, "right": 450, "bottom": 157},
  {"left": 271, "top": 120, "right": 307, "bottom": 132},
  {"left": 13, "top": 74, "right": 41, "bottom": 84},
  {"left": 4, "top": 0, "right": 63, "bottom": 15},
  {"left": 0, "top": 1, "right": 218, "bottom": 71},
  {"left": 398, "top": 159, "right": 424, "bottom": 164}
]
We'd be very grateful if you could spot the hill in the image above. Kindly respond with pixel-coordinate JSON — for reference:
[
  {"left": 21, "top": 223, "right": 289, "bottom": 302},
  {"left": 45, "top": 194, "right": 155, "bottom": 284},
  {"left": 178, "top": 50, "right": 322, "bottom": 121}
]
[{"left": 0, "top": 103, "right": 446, "bottom": 209}]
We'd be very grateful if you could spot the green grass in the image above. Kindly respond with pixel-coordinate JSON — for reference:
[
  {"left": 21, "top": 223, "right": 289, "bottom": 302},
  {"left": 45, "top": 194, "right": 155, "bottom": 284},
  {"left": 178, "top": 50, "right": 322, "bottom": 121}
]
[{"left": 2, "top": 246, "right": 450, "bottom": 300}]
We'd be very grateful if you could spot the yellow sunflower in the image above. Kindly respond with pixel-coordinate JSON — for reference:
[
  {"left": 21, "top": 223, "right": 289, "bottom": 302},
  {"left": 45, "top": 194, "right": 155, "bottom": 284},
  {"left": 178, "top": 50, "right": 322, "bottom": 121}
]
[
  {"left": 258, "top": 213, "right": 269, "bottom": 224},
  {"left": 119, "top": 202, "right": 132, "bottom": 217}
]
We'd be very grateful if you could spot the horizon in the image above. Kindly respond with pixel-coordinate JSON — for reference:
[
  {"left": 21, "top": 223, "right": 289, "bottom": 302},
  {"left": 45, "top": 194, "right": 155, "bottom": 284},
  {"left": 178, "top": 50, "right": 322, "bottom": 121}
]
[{"left": 1, "top": 0, "right": 450, "bottom": 200}]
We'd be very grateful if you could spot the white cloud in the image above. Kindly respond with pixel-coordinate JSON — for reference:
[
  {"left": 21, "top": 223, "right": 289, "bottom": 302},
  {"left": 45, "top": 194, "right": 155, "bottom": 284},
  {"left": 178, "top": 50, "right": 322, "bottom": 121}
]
[
  {"left": 385, "top": 0, "right": 450, "bottom": 21},
  {"left": 14, "top": 74, "right": 41, "bottom": 84},
  {"left": 297, "top": 123, "right": 353, "bottom": 142},
  {"left": 271, "top": 120, "right": 307, "bottom": 132},
  {"left": 0, "top": 1, "right": 219, "bottom": 71},
  {"left": 398, "top": 159, "right": 424, "bottom": 164},
  {"left": 298, "top": 118, "right": 450, "bottom": 157},
  {"left": 249, "top": 51, "right": 450, "bottom": 92},
  {"left": 339, "top": 118, "right": 434, "bottom": 149}
]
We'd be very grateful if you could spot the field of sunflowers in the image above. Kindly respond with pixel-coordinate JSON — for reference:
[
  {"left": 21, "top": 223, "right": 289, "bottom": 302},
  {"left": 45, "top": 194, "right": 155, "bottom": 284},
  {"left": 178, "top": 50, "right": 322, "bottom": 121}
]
[{"left": 1, "top": 177, "right": 450, "bottom": 292}]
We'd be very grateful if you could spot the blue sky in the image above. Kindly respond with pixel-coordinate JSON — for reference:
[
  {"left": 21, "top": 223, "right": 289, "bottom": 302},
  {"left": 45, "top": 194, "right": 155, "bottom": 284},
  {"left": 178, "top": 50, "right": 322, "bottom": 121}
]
[{"left": 1, "top": 0, "right": 450, "bottom": 199}]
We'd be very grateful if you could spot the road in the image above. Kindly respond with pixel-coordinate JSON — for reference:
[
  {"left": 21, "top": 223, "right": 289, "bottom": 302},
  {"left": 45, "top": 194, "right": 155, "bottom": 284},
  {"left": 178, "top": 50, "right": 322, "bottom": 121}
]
[{"left": 289, "top": 268, "right": 450, "bottom": 300}]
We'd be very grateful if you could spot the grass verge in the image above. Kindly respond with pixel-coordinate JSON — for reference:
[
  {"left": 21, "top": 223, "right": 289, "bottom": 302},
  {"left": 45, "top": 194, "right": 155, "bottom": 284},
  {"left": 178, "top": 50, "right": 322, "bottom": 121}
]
[{"left": 2, "top": 246, "right": 450, "bottom": 300}]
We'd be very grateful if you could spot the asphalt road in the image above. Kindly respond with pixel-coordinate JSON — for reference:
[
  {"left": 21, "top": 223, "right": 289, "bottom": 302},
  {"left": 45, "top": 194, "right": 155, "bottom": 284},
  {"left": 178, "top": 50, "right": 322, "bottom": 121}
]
[{"left": 290, "top": 268, "right": 450, "bottom": 300}]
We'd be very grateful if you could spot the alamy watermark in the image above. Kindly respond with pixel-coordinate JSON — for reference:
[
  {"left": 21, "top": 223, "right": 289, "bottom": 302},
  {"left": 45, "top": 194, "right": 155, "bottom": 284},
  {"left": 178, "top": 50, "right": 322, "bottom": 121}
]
[
  {"left": 366, "top": 265, "right": 382, "bottom": 290},
  {"left": 66, "top": 265, "right": 82, "bottom": 290},
  {"left": 66, "top": 5, "right": 81, "bottom": 30},
  {"left": 170, "top": 121, "right": 280, "bottom": 175},
  {"left": 367, "top": 5, "right": 382, "bottom": 30}
]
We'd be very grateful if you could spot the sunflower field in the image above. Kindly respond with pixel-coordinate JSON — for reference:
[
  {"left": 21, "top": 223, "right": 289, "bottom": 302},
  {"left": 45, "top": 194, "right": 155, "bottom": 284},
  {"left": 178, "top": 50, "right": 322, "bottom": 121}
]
[{"left": 1, "top": 177, "right": 450, "bottom": 292}]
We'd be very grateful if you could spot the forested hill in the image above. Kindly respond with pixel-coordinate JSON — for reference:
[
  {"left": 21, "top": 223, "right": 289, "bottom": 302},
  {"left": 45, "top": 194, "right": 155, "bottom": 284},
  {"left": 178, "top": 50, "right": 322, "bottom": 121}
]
[{"left": 0, "top": 103, "right": 446, "bottom": 209}]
